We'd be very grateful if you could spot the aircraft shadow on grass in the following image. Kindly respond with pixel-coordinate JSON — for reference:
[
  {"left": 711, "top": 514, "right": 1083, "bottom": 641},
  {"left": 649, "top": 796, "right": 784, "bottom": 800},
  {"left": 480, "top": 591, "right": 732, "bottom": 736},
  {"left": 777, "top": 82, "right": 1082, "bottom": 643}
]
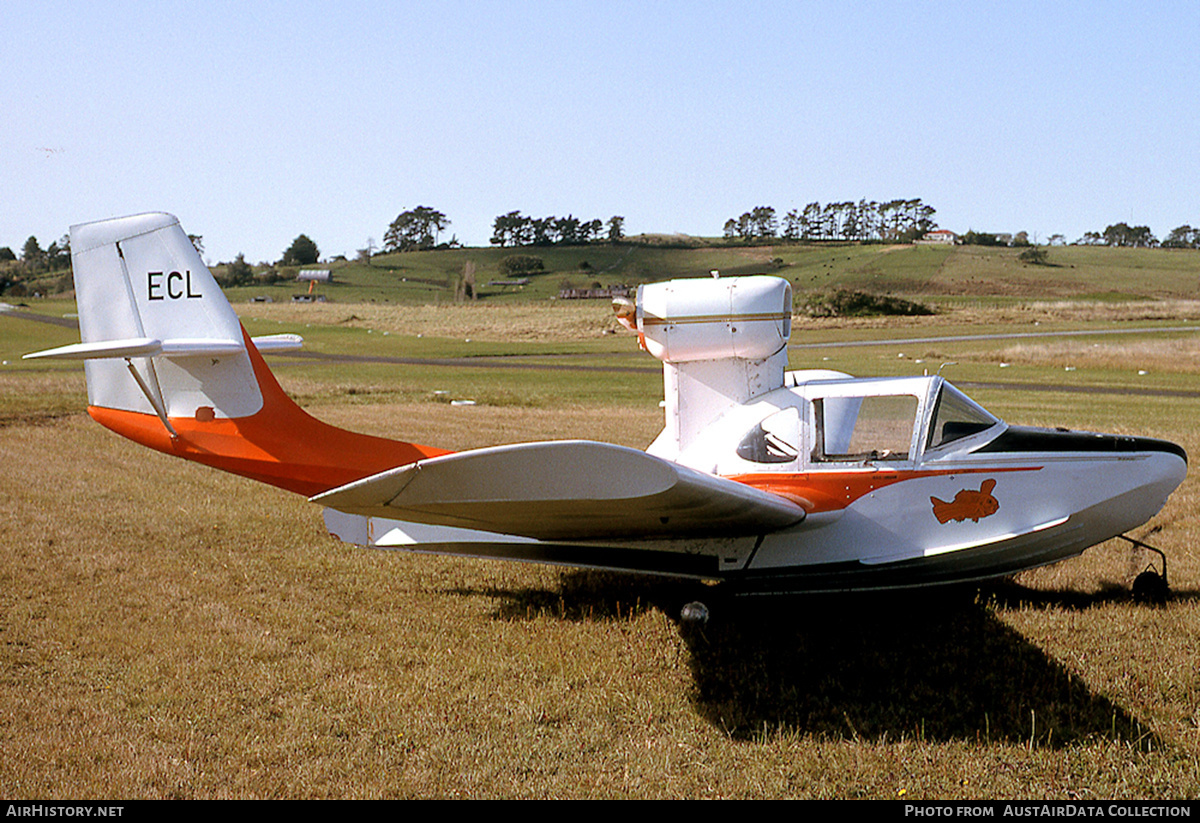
[{"left": 461, "top": 571, "right": 1166, "bottom": 748}]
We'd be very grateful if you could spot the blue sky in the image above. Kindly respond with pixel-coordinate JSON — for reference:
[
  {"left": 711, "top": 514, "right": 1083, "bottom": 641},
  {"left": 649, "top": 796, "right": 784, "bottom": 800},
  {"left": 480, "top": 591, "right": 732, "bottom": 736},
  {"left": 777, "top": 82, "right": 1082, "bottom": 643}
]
[{"left": 4, "top": 1, "right": 1198, "bottom": 263}]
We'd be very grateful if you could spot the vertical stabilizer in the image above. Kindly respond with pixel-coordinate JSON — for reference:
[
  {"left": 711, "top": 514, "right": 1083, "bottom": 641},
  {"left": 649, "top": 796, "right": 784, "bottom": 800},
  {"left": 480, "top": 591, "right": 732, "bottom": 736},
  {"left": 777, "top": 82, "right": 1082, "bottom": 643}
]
[{"left": 67, "top": 213, "right": 262, "bottom": 420}]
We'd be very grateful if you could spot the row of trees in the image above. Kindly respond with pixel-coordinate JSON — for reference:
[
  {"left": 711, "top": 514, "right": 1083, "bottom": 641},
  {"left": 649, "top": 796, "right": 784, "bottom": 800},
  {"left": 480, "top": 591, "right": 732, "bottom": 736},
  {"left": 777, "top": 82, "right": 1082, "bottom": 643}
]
[
  {"left": 724, "top": 199, "right": 938, "bottom": 243},
  {"left": 1163, "top": 225, "right": 1200, "bottom": 249},
  {"left": 0, "top": 236, "right": 74, "bottom": 295},
  {"left": 1074, "top": 223, "right": 1200, "bottom": 249},
  {"left": 1077, "top": 223, "right": 1158, "bottom": 248},
  {"left": 9, "top": 207, "right": 1200, "bottom": 289},
  {"left": 960, "top": 230, "right": 1041, "bottom": 247},
  {"left": 490, "top": 212, "right": 625, "bottom": 247},
  {"left": 2, "top": 235, "right": 72, "bottom": 274}
]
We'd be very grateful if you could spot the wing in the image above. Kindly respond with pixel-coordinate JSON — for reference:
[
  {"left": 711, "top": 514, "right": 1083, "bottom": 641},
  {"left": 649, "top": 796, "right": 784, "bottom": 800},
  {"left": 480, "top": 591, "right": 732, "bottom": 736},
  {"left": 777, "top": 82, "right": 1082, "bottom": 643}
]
[{"left": 311, "top": 440, "right": 805, "bottom": 541}]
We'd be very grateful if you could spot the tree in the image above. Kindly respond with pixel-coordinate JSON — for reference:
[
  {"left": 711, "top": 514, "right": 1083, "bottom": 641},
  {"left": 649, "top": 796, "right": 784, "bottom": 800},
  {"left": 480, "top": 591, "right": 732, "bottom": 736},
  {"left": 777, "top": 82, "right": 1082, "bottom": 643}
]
[
  {"left": 281, "top": 234, "right": 319, "bottom": 266},
  {"left": 188, "top": 234, "right": 204, "bottom": 257},
  {"left": 45, "top": 241, "right": 63, "bottom": 271},
  {"left": 0, "top": 247, "right": 15, "bottom": 262},
  {"left": 22, "top": 236, "right": 44, "bottom": 267},
  {"left": 782, "top": 209, "right": 801, "bottom": 241},
  {"left": 750, "top": 206, "right": 778, "bottom": 239},
  {"left": 383, "top": 206, "right": 449, "bottom": 252},
  {"left": 607, "top": 216, "right": 625, "bottom": 243},
  {"left": 491, "top": 211, "right": 534, "bottom": 247},
  {"left": 838, "top": 201, "right": 859, "bottom": 240},
  {"left": 731, "top": 198, "right": 938, "bottom": 243},
  {"left": 553, "top": 215, "right": 581, "bottom": 245},
  {"left": 530, "top": 216, "right": 555, "bottom": 246},
  {"left": 801, "top": 202, "right": 822, "bottom": 240},
  {"left": 223, "top": 253, "right": 254, "bottom": 286},
  {"left": 578, "top": 218, "right": 603, "bottom": 244}
]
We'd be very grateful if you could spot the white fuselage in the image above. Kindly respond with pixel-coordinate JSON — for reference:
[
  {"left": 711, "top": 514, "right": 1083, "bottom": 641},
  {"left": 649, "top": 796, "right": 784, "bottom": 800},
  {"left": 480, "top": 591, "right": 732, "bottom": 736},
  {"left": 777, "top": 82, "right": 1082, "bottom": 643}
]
[{"left": 326, "top": 370, "right": 1186, "bottom": 592}]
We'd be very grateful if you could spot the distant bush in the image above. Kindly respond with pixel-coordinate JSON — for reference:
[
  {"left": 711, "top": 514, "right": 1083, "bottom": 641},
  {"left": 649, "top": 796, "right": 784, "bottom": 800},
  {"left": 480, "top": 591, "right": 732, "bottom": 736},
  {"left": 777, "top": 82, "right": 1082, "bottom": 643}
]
[
  {"left": 217, "top": 254, "right": 255, "bottom": 287},
  {"left": 499, "top": 255, "right": 544, "bottom": 276},
  {"left": 1017, "top": 247, "right": 1049, "bottom": 265},
  {"left": 803, "top": 289, "right": 934, "bottom": 318},
  {"left": 255, "top": 263, "right": 286, "bottom": 284}
]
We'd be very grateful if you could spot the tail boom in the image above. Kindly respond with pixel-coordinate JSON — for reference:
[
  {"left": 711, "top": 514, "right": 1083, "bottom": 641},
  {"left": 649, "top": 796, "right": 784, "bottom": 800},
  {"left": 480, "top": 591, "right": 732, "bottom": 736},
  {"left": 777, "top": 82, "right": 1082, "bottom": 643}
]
[{"left": 87, "top": 328, "right": 449, "bottom": 497}]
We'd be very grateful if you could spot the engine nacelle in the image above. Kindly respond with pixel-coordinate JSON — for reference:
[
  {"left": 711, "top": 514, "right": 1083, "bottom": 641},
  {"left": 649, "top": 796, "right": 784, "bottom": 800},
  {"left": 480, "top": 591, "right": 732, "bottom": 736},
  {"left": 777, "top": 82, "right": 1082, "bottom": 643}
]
[
  {"left": 623, "top": 276, "right": 794, "bottom": 464},
  {"left": 635, "top": 276, "right": 791, "bottom": 363}
]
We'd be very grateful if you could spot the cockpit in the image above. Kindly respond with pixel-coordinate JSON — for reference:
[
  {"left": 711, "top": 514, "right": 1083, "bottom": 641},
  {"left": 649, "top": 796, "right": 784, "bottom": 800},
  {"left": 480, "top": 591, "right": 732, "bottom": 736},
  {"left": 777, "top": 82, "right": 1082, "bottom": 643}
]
[{"left": 714, "top": 374, "right": 1005, "bottom": 475}]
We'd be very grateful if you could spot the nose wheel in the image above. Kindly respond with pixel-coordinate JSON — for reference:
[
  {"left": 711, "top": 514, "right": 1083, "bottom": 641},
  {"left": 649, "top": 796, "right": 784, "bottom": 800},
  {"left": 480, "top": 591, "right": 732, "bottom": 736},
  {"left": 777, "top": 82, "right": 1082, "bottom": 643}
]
[{"left": 1117, "top": 534, "right": 1170, "bottom": 604}]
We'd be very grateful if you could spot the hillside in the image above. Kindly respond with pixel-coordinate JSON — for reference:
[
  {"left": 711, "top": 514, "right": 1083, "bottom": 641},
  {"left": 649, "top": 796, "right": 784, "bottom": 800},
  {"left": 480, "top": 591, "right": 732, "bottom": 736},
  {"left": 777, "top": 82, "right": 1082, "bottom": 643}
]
[{"left": 211, "top": 241, "right": 1200, "bottom": 307}]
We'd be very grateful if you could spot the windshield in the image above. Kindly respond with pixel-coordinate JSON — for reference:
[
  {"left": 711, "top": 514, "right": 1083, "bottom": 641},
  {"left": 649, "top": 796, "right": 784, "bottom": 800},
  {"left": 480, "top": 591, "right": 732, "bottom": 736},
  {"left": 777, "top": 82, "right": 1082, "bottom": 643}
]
[{"left": 926, "top": 384, "right": 1000, "bottom": 450}]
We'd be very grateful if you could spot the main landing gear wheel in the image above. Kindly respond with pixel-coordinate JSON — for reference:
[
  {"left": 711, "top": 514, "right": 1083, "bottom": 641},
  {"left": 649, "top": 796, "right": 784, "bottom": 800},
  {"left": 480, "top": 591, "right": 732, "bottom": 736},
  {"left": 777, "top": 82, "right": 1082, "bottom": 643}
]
[
  {"left": 1132, "top": 569, "right": 1169, "bottom": 604},
  {"left": 680, "top": 601, "right": 710, "bottom": 626},
  {"left": 1117, "top": 534, "right": 1170, "bottom": 605}
]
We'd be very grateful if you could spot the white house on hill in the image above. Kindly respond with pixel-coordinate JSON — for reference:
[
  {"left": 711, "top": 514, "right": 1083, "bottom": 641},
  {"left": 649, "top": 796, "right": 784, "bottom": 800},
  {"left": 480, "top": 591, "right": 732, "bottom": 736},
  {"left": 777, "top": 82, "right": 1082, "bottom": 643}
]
[{"left": 917, "top": 229, "right": 958, "bottom": 245}]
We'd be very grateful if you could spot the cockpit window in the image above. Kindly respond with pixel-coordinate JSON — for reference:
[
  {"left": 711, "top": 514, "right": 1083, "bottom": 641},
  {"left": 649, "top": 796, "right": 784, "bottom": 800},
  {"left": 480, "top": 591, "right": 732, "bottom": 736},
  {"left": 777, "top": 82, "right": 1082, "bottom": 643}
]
[
  {"left": 812, "top": 394, "right": 918, "bottom": 462},
  {"left": 736, "top": 407, "right": 800, "bottom": 464},
  {"left": 926, "top": 384, "right": 999, "bottom": 450}
]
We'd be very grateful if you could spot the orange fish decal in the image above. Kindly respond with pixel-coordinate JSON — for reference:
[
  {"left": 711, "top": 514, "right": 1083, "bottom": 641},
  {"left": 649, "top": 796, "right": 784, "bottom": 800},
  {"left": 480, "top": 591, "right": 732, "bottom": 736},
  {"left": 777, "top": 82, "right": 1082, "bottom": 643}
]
[{"left": 931, "top": 479, "right": 999, "bottom": 524}]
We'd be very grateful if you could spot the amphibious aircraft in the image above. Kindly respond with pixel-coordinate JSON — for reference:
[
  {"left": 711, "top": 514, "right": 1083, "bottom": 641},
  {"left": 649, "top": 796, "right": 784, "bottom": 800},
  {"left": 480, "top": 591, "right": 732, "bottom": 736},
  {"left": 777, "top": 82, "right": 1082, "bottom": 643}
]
[{"left": 26, "top": 213, "right": 1186, "bottom": 601}]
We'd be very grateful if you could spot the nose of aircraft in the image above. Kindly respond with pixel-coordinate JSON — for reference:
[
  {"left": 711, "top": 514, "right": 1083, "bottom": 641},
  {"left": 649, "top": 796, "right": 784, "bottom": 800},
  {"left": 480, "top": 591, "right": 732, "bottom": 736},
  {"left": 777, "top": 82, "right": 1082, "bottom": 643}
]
[
  {"left": 980, "top": 426, "right": 1187, "bottom": 465},
  {"left": 976, "top": 425, "right": 1186, "bottom": 522}
]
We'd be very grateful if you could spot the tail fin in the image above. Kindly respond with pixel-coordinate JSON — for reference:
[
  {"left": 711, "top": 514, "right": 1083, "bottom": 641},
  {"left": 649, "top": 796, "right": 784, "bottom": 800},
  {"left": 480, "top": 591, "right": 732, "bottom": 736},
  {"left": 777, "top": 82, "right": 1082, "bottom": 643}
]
[{"left": 26, "top": 213, "right": 447, "bottom": 496}]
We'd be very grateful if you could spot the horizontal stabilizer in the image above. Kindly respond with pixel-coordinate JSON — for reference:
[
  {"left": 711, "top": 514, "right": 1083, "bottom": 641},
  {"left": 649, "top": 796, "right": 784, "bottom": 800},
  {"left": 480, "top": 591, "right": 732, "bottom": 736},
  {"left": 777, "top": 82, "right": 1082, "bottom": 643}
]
[
  {"left": 312, "top": 440, "right": 805, "bottom": 540},
  {"left": 25, "top": 337, "right": 244, "bottom": 361},
  {"left": 249, "top": 334, "right": 304, "bottom": 352},
  {"left": 26, "top": 333, "right": 302, "bottom": 361}
]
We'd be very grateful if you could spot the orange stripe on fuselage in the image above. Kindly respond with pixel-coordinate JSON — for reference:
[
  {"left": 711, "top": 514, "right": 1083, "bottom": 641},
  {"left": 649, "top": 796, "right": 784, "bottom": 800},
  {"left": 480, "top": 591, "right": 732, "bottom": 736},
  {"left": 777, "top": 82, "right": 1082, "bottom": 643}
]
[
  {"left": 730, "top": 466, "right": 1039, "bottom": 513},
  {"left": 88, "top": 328, "right": 450, "bottom": 497}
]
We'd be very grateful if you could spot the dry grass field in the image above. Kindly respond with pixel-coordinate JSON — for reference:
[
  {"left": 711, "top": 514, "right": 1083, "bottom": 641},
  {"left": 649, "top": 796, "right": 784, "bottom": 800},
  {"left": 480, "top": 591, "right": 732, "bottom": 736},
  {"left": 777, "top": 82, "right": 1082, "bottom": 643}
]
[{"left": 5, "top": 298, "right": 1200, "bottom": 798}]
